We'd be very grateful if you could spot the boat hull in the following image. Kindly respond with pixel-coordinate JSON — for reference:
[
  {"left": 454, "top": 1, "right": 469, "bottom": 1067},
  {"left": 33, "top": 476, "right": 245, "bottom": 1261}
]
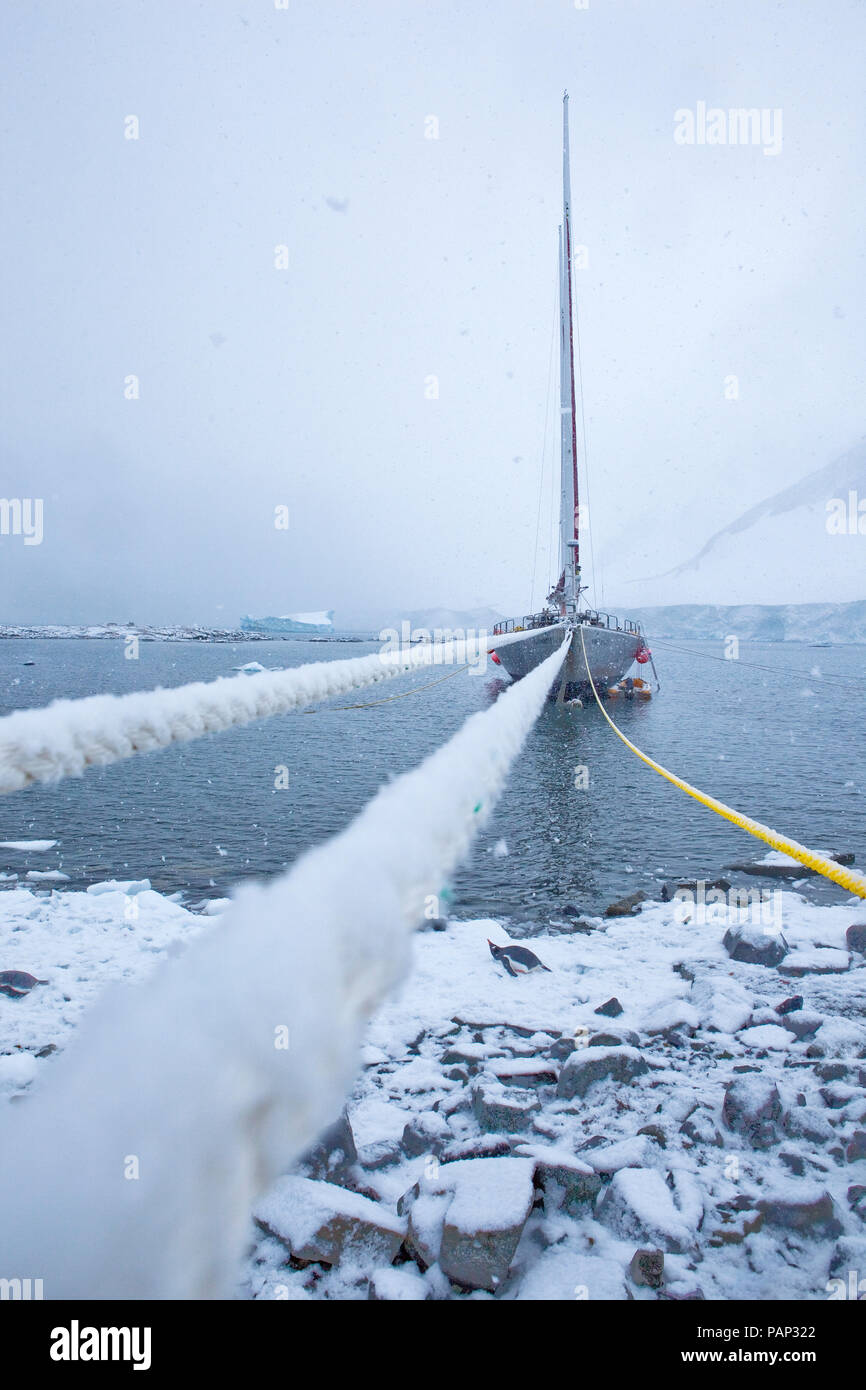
[{"left": 494, "top": 622, "right": 642, "bottom": 699}]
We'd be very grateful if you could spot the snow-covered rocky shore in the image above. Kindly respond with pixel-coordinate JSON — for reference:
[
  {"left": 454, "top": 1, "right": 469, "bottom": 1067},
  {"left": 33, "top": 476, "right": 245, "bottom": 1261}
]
[{"left": 1, "top": 880, "right": 865, "bottom": 1300}]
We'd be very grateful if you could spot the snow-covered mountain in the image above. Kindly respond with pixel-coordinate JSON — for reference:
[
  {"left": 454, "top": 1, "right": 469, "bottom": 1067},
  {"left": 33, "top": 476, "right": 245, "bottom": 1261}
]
[{"left": 628, "top": 599, "right": 866, "bottom": 644}]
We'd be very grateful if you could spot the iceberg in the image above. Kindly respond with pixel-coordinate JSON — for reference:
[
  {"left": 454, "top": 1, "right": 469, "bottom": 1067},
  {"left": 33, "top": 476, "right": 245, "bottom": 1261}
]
[{"left": 240, "top": 611, "right": 334, "bottom": 635}]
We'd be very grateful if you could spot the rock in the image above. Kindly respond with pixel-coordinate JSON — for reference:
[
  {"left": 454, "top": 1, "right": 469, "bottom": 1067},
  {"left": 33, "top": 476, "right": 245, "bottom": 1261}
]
[
  {"left": 357, "top": 1139, "right": 403, "bottom": 1171},
  {"left": 549, "top": 1037, "right": 576, "bottom": 1062},
  {"left": 708, "top": 1210, "right": 763, "bottom": 1247},
  {"left": 846, "top": 1131, "right": 866, "bottom": 1163},
  {"left": 829, "top": 1235, "right": 866, "bottom": 1276},
  {"left": 737, "top": 1024, "right": 793, "bottom": 1051},
  {"left": 846, "top": 924, "right": 866, "bottom": 956},
  {"left": 434, "top": 1157, "right": 535, "bottom": 1292},
  {"left": 598, "top": 1168, "right": 695, "bottom": 1253},
  {"left": 757, "top": 1182, "right": 842, "bottom": 1237},
  {"left": 516, "top": 1144, "right": 602, "bottom": 1212},
  {"left": 556, "top": 1045, "right": 648, "bottom": 1100},
  {"left": 487, "top": 1058, "right": 558, "bottom": 1088},
  {"left": 441, "top": 1136, "right": 515, "bottom": 1163},
  {"left": 815, "top": 1062, "right": 849, "bottom": 1082},
  {"left": 604, "top": 891, "right": 646, "bottom": 917},
  {"left": 722, "top": 924, "right": 788, "bottom": 967},
  {"left": 401, "top": 1111, "right": 451, "bottom": 1157},
  {"left": 637, "top": 1124, "right": 667, "bottom": 1148},
  {"left": 848, "top": 1185, "right": 866, "bottom": 1211},
  {"left": 780, "top": 948, "right": 850, "bottom": 976},
  {"left": 820, "top": 1083, "right": 859, "bottom": 1110},
  {"left": 680, "top": 1109, "right": 723, "bottom": 1147},
  {"left": 676, "top": 878, "right": 731, "bottom": 893},
  {"left": 368, "top": 1267, "right": 429, "bottom": 1300},
  {"left": 783, "top": 1107, "right": 836, "bottom": 1144},
  {"left": 644, "top": 1001, "right": 700, "bottom": 1038},
  {"left": 441, "top": 1041, "right": 495, "bottom": 1068},
  {"left": 472, "top": 1081, "right": 540, "bottom": 1134},
  {"left": 663, "top": 1281, "right": 705, "bottom": 1301},
  {"left": 298, "top": 1110, "right": 358, "bottom": 1183},
  {"left": 775, "top": 995, "right": 804, "bottom": 1016},
  {"left": 779, "top": 1009, "right": 824, "bottom": 1039},
  {"left": 589, "top": 1028, "right": 641, "bottom": 1048},
  {"left": 254, "top": 1177, "right": 406, "bottom": 1266},
  {"left": 585, "top": 1135, "right": 657, "bottom": 1173},
  {"left": 780, "top": 1151, "right": 807, "bottom": 1176},
  {"left": 693, "top": 981, "right": 753, "bottom": 1034},
  {"left": 722, "top": 1076, "right": 784, "bottom": 1148},
  {"left": 594, "top": 997, "right": 624, "bottom": 1018},
  {"left": 514, "top": 1246, "right": 627, "bottom": 1300},
  {"left": 629, "top": 1248, "right": 664, "bottom": 1288},
  {"left": 406, "top": 1189, "right": 452, "bottom": 1268}
]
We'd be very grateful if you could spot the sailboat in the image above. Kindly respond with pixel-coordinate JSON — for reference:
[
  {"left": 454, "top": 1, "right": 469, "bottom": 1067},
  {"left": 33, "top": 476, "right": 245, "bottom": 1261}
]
[{"left": 492, "top": 94, "right": 651, "bottom": 702}]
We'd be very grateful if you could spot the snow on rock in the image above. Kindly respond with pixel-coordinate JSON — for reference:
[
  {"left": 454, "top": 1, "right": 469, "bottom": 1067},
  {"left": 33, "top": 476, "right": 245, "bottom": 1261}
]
[
  {"left": 643, "top": 999, "right": 700, "bottom": 1036},
  {"left": 722, "top": 1077, "right": 785, "bottom": 1149},
  {"left": 691, "top": 978, "right": 753, "bottom": 1034},
  {"left": 472, "top": 1079, "right": 540, "bottom": 1133},
  {"left": 585, "top": 1135, "right": 658, "bottom": 1174},
  {"left": 598, "top": 1168, "right": 696, "bottom": 1253},
  {"left": 3, "top": 874, "right": 866, "bottom": 1301},
  {"left": 736, "top": 1023, "right": 794, "bottom": 1051},
  {"left": 368, "top": 1266, "right": 429, "bottom": 1301},
  {"left": 779, "top": 948, "right": 850, "bottom": 976},
  {"left": 513, "top": 1243, "right": 627, "bottom": 1301},
  {"left": 723, "top": 923, "right": 788, "bottom": 967},
  {"left": 432, "top": 1157, "right": 535, "bottom": 1291},
  {"left": 757, "top": 1180, "right": 842, "bottom": 1236},
  {"left": 556, "top": 1045, "right": 648, "bottom": 1099},
  {"left": 513, "top": 1142, "right": 601, "bottom": 1210},
  {"left": 254, "top": 1176, "right": 406, "bottom": 1266}
]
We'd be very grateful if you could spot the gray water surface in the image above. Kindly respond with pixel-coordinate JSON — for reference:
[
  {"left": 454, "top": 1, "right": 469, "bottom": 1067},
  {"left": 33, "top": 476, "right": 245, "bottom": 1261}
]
[{"left": 1, "top": 638, "right": 863, "bottom": 924}]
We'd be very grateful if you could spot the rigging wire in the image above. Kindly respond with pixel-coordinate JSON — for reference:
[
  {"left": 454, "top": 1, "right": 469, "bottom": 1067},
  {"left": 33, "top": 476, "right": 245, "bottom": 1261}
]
[
  {"left": 649, "top": 637, "right": 865, "bottom": 691},
  {"left": 530, "top": 261, "right": 560, "bottom": 612},
  {"left": 573, "top": 296, "right": 597, "bottom": 610}
]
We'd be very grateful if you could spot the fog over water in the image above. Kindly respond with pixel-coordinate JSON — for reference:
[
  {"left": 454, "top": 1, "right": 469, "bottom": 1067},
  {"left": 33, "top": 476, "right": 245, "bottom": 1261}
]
[{"left": 1, "top": 1, "right": 864, "bottom": 627}]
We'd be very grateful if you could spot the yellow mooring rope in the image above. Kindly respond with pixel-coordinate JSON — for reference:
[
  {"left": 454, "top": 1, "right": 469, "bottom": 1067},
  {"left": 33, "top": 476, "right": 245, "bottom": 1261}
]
[{"left": 577, "top": 626, "right": 866, "bottom": 899}]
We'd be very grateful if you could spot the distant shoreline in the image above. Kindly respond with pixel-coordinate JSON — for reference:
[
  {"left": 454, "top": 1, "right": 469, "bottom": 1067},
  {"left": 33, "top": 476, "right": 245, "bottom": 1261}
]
[{"left": 0, "top": 626, "right": 376, "bottom": 643}]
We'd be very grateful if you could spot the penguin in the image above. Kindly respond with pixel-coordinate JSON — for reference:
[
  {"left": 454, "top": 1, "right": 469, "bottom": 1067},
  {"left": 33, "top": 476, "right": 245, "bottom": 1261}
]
[
  {"left": 0, "top": 970, "right": 48, "bottom": 999},
  {"left": 487, "top": 940, "right": 551, "bottom": 978}
]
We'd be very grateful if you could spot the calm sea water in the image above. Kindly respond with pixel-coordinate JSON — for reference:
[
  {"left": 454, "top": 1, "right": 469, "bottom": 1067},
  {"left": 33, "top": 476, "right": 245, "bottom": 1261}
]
[{"left": 1, "top": 637, "right": 864, "bottom": 925}]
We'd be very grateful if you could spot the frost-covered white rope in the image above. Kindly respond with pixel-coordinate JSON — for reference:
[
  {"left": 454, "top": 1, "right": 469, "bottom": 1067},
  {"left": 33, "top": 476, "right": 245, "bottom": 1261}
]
[
  {"left": 0, "top": 635, "right": 569, "bottom": 1299},
  {"left": 0, "top": 629, "right": 543, "bottom": 795}
]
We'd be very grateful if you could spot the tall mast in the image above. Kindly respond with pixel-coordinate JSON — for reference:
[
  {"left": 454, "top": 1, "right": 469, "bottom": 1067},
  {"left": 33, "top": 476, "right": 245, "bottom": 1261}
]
[{"left": 559, "top": 91, "right": 580, "bottom": 612}]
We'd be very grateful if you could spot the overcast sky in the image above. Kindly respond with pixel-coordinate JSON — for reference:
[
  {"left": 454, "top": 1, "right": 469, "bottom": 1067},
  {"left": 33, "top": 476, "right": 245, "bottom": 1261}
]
[{"left": 1, "top": 0, "right": 864, "bottom": 627}]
